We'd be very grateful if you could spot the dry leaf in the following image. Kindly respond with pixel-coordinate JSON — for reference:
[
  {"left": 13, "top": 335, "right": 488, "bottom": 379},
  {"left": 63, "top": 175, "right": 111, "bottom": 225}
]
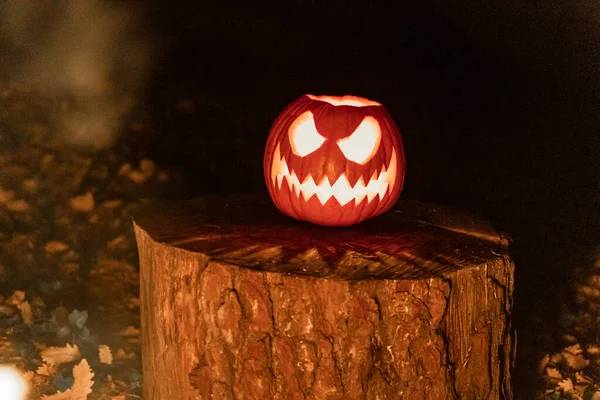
[
  {"left": 538, "top": 353, "right": 550, "bottom": 373},
  {"left": 564, "top": 343, "right": 583, "bottom": 355},
  {"left": 557, "top": 378, "right": 574, "bottom": 392},
  {"left": 45, "top": 241, "right": 69, "bottom": 254},
  {"left": 0, "top": 304, "right": 16, "bottom": 316},
  {"left": 68, "top": 309, "right": 88, "bottom": 329},
  {"left": 118, "top": 163, "right": 132, "bottom": 176},
  {"left": 0, "top": 187, "right": 15, "bottom": 204},
  {"left": 98, "top": 345, "right": 113, "bottom": 365},
  {"left": 41, "top": 343, "right": 81, "bottom": 366},
  {"left": 8, "top": 290, "right": 25, "bottom": 305},
  {"left": 119, "top": 325, "right": 139, "bottom": 337},
  {"left": 546, "top": 367, "right": 562, "bottom": 379},
  {"left": 550, "top": 352, "right": 563, "bottom": 364},
  {"left": 41, "top": 387, "right": 72, "bottom": 399},
  {"left": 139, "top": 158, "right": 155, "bottom": 176},
  {"left": 7, "top": 199, "right": 30, "bottom": 212},
  {"left": 113, "top": 349, "right": 136, "bottom": 361},
  {"left": 70, "top": 192, "right": 95, "bottom": 212},
  {"left": 19, "top": 300, "right": 32, "bottom": 325},
  {"left": 575, "top": 371, "right": 592, "bottom": 384},
  {"left": 53, "top": 306, "right": 70, "bottom": 327},
  {"left": 71, "top": 359, "right": 95, "bottom": 399},
  {"left": 36, "top": 363, "right": 57, "bottom": 376},
  {"left": 41, "top": 359, "right": 94, "bottom": 400},
  {"left": 563, "top": 351, "right": 589, "bottom": 370},
  {"left": 589, "top": 390, "right": 600, "bottom": 400},
  {"left": 23, "top": 370, "right": 35, "bottom": 382},
  {"left": 587, "top": 344, "right": 600, "bottom": 356},
  {"left": 128, "top": 170, "right": 147, "bottom": 184}
]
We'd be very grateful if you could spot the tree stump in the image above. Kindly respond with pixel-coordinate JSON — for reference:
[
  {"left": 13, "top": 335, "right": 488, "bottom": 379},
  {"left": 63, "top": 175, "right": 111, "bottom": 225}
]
[{"left": 133, "top": 194, "right": 514, "bottom": 400}]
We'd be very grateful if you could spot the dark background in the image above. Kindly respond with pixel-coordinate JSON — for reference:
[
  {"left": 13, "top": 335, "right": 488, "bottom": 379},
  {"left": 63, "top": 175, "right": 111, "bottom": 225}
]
[
  {"left": 3, "top": 1, "right": 599, "bottom": 396},
  {"left": 143, "top": 2, "right": 600, "bottom": 395}
]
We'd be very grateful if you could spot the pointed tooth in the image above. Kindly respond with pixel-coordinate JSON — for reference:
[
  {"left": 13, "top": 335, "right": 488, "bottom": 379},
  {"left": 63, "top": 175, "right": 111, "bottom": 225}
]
[
  {"left": 271, "top": 144, "right": 289, "bottom": 184},
  {"left": 315, "top": 175, "right": 332, "bottom": 205},
  {"left": 300, "top": 174, "right": 317, "bottom": 202},
  {"left": 355, "top": 193, "right": 367, "bottom": 205},
  {"left": 378, "top": 182, "right": 389, "bottom": 200},
  {"left": 353, "top": 176, "right": 367, "bottom": 205},
  {"left": 332, "top": 173, "right": 353, "bottom": 206},
  {"left": 345, "top": 167, "right": 363, "bottom": 189},
  {"left": 291, "top": 175, "right": 301, "bottom": 198},
  {"left": 276, "top": 174, "right": 283, "bottom": 189},
  {"left": 386, "top": 149, "right": 398, "bottom": 190},
  {"left": 367, "top": 171, "right": 379, "bottom": 187},
  {"left": 367, "top": 191, "right": 378, "bottom": 203},
  {"left": 294, "top": 167, "right": 312, "bottom": 190}
]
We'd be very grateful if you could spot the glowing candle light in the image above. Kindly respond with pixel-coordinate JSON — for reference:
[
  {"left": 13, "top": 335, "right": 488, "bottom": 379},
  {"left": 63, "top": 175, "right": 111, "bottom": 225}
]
[{"left": 0, "top": 365, "right": 28, "bottom": 400}]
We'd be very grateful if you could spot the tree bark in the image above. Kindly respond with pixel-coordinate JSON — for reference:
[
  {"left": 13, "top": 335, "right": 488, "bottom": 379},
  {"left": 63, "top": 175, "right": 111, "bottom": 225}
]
[{"left": 133, "top": 194, "right": 514, "bottom": 400}]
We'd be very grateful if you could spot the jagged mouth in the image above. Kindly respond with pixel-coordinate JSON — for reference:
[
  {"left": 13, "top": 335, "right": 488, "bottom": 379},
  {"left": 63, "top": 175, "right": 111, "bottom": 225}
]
[{"left": 270, "top": 144, "right": 397, "bottom": 206}]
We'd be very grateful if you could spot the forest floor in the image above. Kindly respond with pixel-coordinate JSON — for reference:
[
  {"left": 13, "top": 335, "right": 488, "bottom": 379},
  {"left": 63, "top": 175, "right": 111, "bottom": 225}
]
[{"left": 0, "top": 81, "right": 598, "bottom": 399}]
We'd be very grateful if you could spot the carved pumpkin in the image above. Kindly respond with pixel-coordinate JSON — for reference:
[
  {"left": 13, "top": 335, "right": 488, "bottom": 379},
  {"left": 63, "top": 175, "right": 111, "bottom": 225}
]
[{"left": 264, "top": 94, "right": 406, "bottom": 226}]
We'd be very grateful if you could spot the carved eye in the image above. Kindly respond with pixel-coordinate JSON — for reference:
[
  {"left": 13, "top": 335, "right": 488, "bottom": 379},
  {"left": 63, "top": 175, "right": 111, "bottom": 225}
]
[
  {"left": 336, "top": 117, "right": 381, "bottom": 164},
  {"left": 288, "top": 111, "right": 326, "bottom": 156}
]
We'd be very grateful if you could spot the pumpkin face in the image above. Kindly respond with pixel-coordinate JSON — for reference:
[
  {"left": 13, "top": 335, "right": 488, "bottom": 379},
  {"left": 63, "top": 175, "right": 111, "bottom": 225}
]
[{"left": 264, "top": 94, "right": 406, "bottom": 227}]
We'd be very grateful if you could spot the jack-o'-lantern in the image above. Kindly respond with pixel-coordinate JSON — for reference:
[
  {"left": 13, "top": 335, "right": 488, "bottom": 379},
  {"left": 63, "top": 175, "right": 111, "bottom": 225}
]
[{"left": 264, "top": 94, "right": 406, "bottom": 226}]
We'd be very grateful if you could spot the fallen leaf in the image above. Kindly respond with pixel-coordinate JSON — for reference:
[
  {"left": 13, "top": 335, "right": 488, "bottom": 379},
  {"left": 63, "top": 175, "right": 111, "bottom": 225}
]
[
  {"left": 118, "top": 163, "right": 132, "bottom": 176},
  {"left": 41, "top": 358, "right": 94, "bottom": 400},
  {"left": 7, "top": 199, "right": 30, "bottom": 212},
  {"left": 564, "top": 343, "right": 583, "bottom": 355},
  {"left": 0, "top": 187, "right": 15, "bottom": 204},
  {"left": 575, "top": 371, "right": 592, "bottom": 384},
  {"left": 8, "top": 290, "right": 25, "bottom": 305},
  {"left": 36, "top": 363, "right": 57, "bottom": 376},
  {"left": 41, "top": 343, "right": 81, "bottom": 366},
  {"left": 587, "top": 344, "right": 600, "bottom": 356},
  {"left": 99, "top": 345, "right": 113, "bottom": 365},
  {"left": 23, "top": 370, "right": 35, "bottom": 381},
  {"left": 557, "top": 378, "right": 573, "bottom": 392},
  {"left": 139, "top": 158, "right": 155, "bottom": 176},
  {"left": 70, "top": 192, "right": 95, "bottom": 212},
  {"left": 71, "top": 359, "right": 95, "bottom": 399},
  {"left": 563, "top": 351, "right": 589, "bottom": 370},
  {"left": 119, "top": 325, "right": 139, "bottom": 337},
  {"left": 100, "top": 199, "right": 124, "bottom": 209},
  {"left": 53, "top": 306, "right": 70, "bottom": 327},
  {"left": 128, "top": 170, "right": 147, "bottom": 184},
  {"left": 0, "top": 304, "right": 16, "bottom": 316},
  {"left": 546, "top": 367, "right": 562, "bottom": 379},
  {"left": 68, "top": 309, "right": 88, "bottom": 330},
  {"left": 589, "top": 390, "right": 600, "bottom": 400},
  {"left": 45, "top": 241, "right": 69, "bottom": 254},
  {"left": 22, "top": 178, "right": 39, "bottom": 193},
  {"left": 550, "top": 353, "right": 563, "bottom": 364},
  {"left": 19, "top": 301, "right": 32, "bottom": 325},
  {"left": 113, "top": 349, "right": 136, "bottom": 361},
  {"left": 40, "top": 388, "right": 70, "bottom": 399}
]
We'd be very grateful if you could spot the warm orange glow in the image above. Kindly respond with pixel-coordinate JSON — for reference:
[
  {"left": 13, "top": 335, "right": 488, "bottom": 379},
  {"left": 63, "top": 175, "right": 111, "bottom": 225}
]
[
  {"left": 306, "top": 94, "right": 381, "bottom": 107},
  {"left": 0, "top": 366, "right": 28, "bottom": 400},
  {"left": 336, "top": 117, "right": 381, "bottom": 164},
  {"left": 288, "top": 111, "right": 326, "bottom": 156},
  {"left": 271, "top": 144, "right": 397, "bottom": 206}
]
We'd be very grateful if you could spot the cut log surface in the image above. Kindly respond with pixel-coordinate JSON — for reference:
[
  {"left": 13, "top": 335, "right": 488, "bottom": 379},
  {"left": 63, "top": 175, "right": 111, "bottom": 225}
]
[{"left": 133, "top": 193, "right": 514, "bottom": 400}]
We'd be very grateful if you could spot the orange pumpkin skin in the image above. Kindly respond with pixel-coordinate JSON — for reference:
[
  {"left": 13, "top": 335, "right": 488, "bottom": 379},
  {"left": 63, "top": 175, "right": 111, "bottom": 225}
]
[{"left": 264, "top": 94, "right": 406, "bottom": 227}]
